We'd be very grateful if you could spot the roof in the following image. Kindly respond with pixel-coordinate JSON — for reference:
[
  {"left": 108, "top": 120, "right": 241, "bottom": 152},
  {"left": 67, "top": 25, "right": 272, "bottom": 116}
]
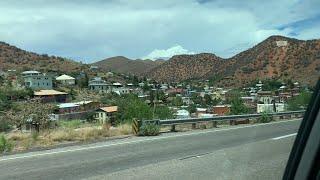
[
  {"left": 113, "top": 82, "right": 122, "bottom": 86},
  {"left": 21, "top": 70, "right": 40, "bottom": 74},
  {"left": 196, "top": 108, "right": 207, "bottom": 112},
  {"left": 34, "top": 90, "right": 68, "bottom": 96},
  {"left": 56, "top": 74, "right": 75, "bottom": 80},
  {"left": 213, "top": 105, "right": 231, "bottom": 108},
  {"left": 99, "top": 106, "right": 118, "bottom": 113},
  {"left": 74, "top": 101, "right": 93, "bottom": 105},
  {"left": 176, "top": 109, "right": 190, "bottom": 116},
  {"left": 58, "top": 103, "right": 80, "bottom": 108}
]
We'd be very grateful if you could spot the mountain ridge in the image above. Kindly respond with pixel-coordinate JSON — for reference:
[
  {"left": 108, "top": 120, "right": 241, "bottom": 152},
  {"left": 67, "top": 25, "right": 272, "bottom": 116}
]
[{"left": 147, "top": 35, "right": 320, "bottom": 87}]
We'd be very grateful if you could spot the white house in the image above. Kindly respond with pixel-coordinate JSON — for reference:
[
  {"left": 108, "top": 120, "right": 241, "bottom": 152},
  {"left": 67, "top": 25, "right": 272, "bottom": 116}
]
[
  {"left": 176, "top": 109, "right": 190, "bottom": 119},
  {"left": 56, "top": 74, "right": 75, "bottom": 85},
  {"left": 257, "top": 103, "right": 285, "bottom": 113}
]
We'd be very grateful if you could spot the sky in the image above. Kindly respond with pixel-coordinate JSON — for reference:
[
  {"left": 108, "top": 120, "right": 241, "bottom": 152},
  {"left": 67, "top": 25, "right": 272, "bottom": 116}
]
[{"left": 0, "top": 0, "right": 319, "bottom": 63}]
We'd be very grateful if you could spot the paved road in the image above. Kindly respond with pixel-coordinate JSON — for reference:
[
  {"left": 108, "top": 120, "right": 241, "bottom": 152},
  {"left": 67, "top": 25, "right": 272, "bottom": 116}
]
[{"left": 0, "top": 119, "right": 301, "bottom": 180}]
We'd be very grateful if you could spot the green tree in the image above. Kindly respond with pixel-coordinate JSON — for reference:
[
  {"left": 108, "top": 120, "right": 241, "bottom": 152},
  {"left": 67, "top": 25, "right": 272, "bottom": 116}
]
[
  {"left": 0, "top": 134, "right": 13, "bottom": 153},
  {"left": 172, "top": 96, "right": 183, "bottom": 106},
  {"left": 229, "top": 97, "right": 249, "bottom": 115},
  {"left": 156, "top": 91, "right": 166, "bottom": 102},
  {"left": 5, "top": 99, "right": 55, "bottom": 131},
  {"left": 287, "top": 90, "right": 312, "bottom": 110},
  {"left": 116, "top": 94, "right": 152, "bottom": 123},
  {"left": 142, "top": 82, "right": 151, "bottom": 92},
  {"left": 154, "top": 106, "right": 174, "bottom": 119},
  {"left": 0, "top": 76, "right": 4, "bottom": 86},
  {"left": 191, "top": 93, "right": 202, "bottom": 105},
  {"left": 188, "top": 104, "right": 197, "bottom": 114},
  {"left": 204, "top": 94, "right": 213, "bottom": 105},
  {"left": 262, "top": 79, "right": 282, "bottom": 91},
  {"left": 77, "top": 73, "right": 89, "bottom": 88},
  {"left": 69, "top": 88, "right": 77, "bottom": 100},
  {"left": 0, "top": 93, "right": 12, "bottom": 111},
  {"left": 132, "top": 75, "right": 139, "bottom": 86}
]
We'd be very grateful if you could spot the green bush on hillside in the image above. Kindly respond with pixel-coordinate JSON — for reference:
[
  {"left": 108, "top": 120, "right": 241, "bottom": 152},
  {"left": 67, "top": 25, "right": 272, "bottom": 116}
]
[{"left": 0, "top": 134, "right": 13, "bottom": 153}]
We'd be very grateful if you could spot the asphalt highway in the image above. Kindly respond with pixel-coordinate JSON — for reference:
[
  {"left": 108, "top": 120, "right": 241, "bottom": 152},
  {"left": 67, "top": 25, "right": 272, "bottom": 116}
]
[{"left": 0, "top": 119, "right": 301, "bottom": 180}]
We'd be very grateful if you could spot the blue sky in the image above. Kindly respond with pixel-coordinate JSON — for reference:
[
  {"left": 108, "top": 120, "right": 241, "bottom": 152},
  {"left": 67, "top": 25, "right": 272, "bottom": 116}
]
[{"left": 0, "top": 0, "right": 319, "bottom": 63}]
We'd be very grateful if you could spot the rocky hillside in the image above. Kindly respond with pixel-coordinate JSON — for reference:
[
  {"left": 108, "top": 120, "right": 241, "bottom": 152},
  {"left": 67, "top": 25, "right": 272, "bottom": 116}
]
[
  {"left": 147, "top": 36, "right": 320, "bottom": 87},
  {"left": 223, "top": 36, "right": 320, "bottom": 87},
  {"left": 92, "top": 56, "right": 163, "bottom": 76},
  {"left": 147, "top": 53, "right": 224, "bottom": 82},
  {"left": 0, "top": 42, "right": 85, "bottom": 73}
]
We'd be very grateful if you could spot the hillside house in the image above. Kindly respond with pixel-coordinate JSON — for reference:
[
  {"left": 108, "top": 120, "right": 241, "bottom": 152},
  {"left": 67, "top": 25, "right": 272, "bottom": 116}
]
[
  {"left": 196, "top": 108, "right": 207, "bottom": 118},
  {"left": 88, "top": 77, "right": 110, "bottom": 92},
  {"left": 257, "top": 91, "right": 274, "bottom": 104},
  {"left": 56, "top": 74, "right": 75, "bottom": 86},
  {"left": 95, "top": 106, "right": 118, "bottom": 124},
  {"left": 212, "top": 105, "right": 231, "bottom": 116},
  {"left": 257, "top": 103, "right": 285, "bottom": 113},
  {"left": 34, "top": 89, "right": 68, "bottom": 103},
  {"left": 89, "top": 65, "right": 99, "bottom": 71},
  {"left": 22, "top": 71, "right": 53, "bottom": 89},
  {"left": 175, "top": 109, "right": 190, "bottom": 119},
  {"left": 55, "top": 101, "right": 100, "bottom": 120},
  {"left": 212, "top": 88, "right": 227, "bottom": 101},
  {"left": 182, "top": 97, "right": 193, "bottom": 105},
  {"left": 111, "top": 82, "right": 131, "bottom": 95}
]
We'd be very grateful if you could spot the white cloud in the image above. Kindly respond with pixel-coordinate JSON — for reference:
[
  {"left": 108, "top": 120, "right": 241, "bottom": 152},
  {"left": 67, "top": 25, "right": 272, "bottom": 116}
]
[
  {"left": 0, "top": 0, "right": 318, "bottom": 62},
  {"left": 143, "top": 45, "right": 195, "bottom": 60}
]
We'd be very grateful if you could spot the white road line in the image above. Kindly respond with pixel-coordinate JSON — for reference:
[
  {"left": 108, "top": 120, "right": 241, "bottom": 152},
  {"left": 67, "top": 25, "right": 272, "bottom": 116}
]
[
  {"left": 0, "top": 119, "right": 300, "bottom": 162},
  {"left": 272, "top": 133, "right": 297, "bottom": 140}
]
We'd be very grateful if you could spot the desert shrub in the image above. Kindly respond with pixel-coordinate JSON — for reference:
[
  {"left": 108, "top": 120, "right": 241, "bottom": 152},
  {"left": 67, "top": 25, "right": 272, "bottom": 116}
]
[
  {"left": 259, "top": 112, "right": 273, "bottom": 123},
  {"left": 139, "top": 123, "right": 160, "bottom": 136},
  {"left": 0, "top": 134, "right": 13, "bottom": 153}
]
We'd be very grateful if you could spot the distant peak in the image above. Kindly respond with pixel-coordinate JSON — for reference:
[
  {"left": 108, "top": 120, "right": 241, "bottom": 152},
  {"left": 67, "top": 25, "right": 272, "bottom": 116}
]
[{"left": 264, "top": 35, "right": 300, "bottom": 43}]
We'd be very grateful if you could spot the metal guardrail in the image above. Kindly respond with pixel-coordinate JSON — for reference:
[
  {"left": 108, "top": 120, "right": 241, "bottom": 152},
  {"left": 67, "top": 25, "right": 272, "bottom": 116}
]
[
  {"left": 132, "top": 111, "right": 305, "bottom": 134},
  {"left": 159, "top": 110, "right": 305, "bottom": 125}
]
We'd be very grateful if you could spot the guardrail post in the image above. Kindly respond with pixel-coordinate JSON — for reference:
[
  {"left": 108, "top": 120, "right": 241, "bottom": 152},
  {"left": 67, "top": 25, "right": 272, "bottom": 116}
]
[
  {"left": 212, "top": 121, "right": 217, "bottom": 128},
  {"left": 171, "top": 125, "right": 176, "bottom": 132},
  {"left": 230, "top": 120, "right": 235, "bottom": 125},
  {"left": 192, "top": 123, "right": 196, "bottom": 129},
  {"left": 132, "top": 118, "right": 141, "bottom": 135}
]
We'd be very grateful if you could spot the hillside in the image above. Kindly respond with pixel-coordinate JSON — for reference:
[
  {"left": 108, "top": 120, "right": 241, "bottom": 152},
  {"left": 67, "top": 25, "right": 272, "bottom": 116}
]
[
  {"left": 92, "top": 56, "right": 163, "bottom": 76},
  {"left": 0, "top": 42, "right": 85, "bottom": 73},
  {"left": 147, "top": 36, "right": 320, "bottom": 87},
  {"left": 147, "top": 53, "right": 224, "bottom": 82},
  {"left": 222, "top": 36, "right": 320, "bottom": 87}
]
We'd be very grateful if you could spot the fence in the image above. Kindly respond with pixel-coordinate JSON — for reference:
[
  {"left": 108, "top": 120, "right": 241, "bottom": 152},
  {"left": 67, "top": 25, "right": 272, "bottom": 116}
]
[{"left": 133, "top": 111, "right": 305, "bottom": 134}]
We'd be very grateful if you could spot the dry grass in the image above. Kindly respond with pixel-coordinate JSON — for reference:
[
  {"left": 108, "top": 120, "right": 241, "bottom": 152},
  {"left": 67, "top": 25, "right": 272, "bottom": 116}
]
[
  {"left": 7, "top": 132, "right": 29, "bottom": 141},
  {"left": 4, "top": 123, "right": 133, "bottom": 152},
  {"left": 117, "top": 124, "right": 132, "bottom": 135}
]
